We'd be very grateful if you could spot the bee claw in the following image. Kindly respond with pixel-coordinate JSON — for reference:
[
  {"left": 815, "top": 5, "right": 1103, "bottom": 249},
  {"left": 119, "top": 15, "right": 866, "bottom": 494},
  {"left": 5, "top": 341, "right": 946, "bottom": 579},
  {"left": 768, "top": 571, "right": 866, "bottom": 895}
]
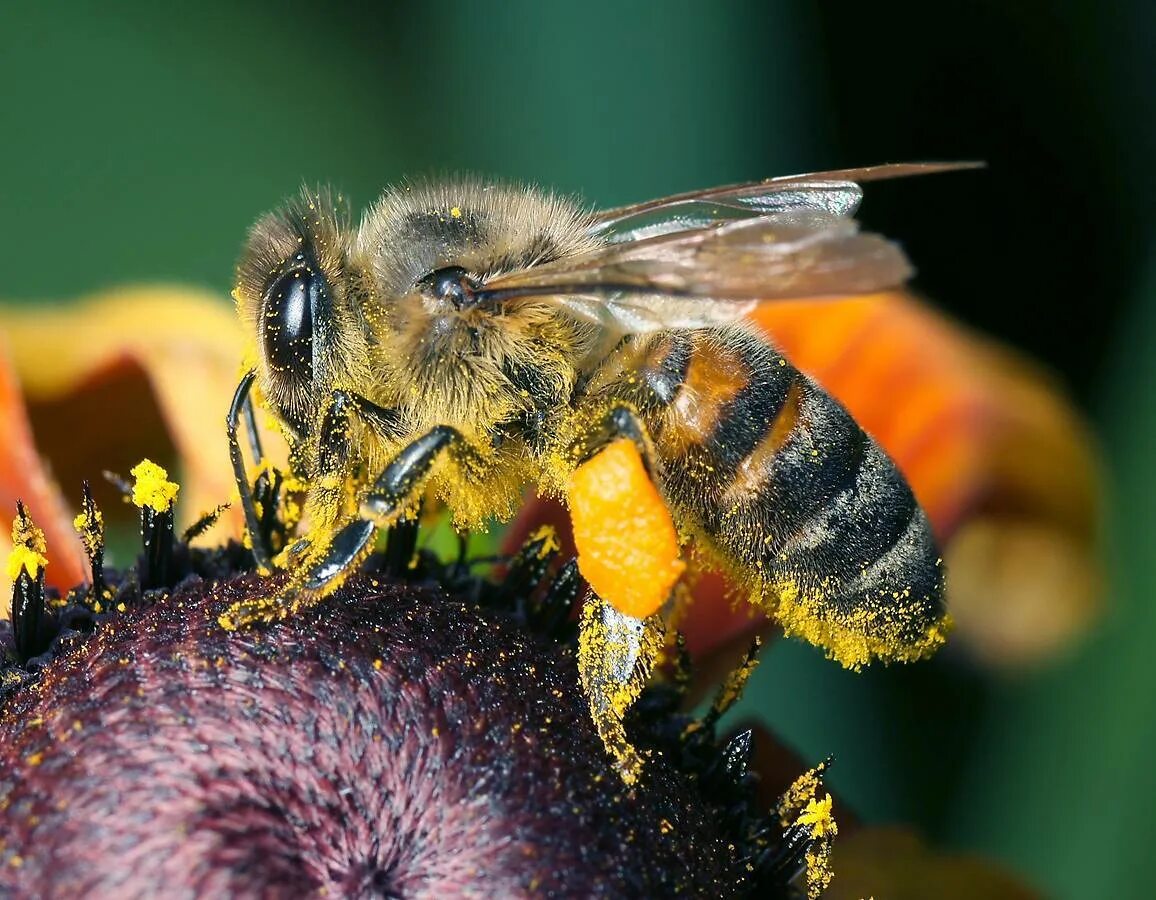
[{"left": 303, "top": 520, "right": 377, "bottom": 591}]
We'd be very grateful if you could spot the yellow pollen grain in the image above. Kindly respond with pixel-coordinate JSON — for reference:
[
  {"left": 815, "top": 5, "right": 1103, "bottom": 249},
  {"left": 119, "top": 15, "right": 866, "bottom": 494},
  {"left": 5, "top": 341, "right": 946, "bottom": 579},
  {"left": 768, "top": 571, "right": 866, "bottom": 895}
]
[
  {"left": 796, "top": 794, "right": 836, "bottom": 839},
  {"left": 7, "top": 510, "right": 48, "bottom": 581},
  {"left": 6, "top": 544, "right": 47, "bottom": 582},
  {"left": 528, "top": 524, "right": 561, "bottom": 558},
  {"left": 130, "top": 459, "right": 180, "bottom": 512}
]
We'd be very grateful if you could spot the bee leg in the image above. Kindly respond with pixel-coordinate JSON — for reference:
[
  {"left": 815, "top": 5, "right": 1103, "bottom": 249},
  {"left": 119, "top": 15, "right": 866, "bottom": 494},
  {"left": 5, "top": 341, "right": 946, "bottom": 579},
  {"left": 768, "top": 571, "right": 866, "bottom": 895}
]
[
  {"left": 233, "top": 423, "right": 469, "bottom": 625},
  {"left": 218, "top": 518, "right": 379, "bottom": 631},
  {"left": 295, "top": 388, "right": 403, "bottom": 552},
  {"left": 359, "top": 425, "right": 475, "bottom": 525},
  {"left": 227, "top": 369, "right": 273, "bottom": 573},
  {"left": 577, "top": 404, "right": 655, "bottom": 473},
  {"left": 241, "top": 381, "right": 264, "bottom": 469},
  {"left": 276, "top": 389, "right": 401, "bottom": 588},
  {"left": 221, "top": 388, "right": 400, "bottom": 630},
  {"left": 577, "top": 591, "right": 665, "bottom": 785}
]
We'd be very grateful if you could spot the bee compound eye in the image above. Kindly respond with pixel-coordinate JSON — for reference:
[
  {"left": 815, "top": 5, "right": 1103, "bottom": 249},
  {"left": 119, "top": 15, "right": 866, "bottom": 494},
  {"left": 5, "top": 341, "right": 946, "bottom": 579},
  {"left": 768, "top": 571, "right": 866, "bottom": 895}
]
[{"left": 263, "top": 267, "right": 323, "bottom": 384}]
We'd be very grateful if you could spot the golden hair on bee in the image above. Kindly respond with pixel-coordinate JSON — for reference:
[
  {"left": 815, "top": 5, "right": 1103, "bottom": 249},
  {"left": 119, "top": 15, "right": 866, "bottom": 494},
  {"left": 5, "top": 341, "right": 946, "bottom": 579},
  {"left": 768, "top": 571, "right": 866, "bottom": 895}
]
[{"left": 352, "top": 178, "right": 605, "bottom": 435}]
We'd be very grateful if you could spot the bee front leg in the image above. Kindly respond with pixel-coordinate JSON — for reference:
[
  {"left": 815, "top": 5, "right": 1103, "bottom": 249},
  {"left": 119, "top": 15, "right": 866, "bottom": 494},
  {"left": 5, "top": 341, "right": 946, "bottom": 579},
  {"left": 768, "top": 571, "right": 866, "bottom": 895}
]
[
  {"left": 227, "top": 369, "right": 273, "bottom": 573},
  {"left": 220, "top": 389, "right": 399, "bottom": 630}
]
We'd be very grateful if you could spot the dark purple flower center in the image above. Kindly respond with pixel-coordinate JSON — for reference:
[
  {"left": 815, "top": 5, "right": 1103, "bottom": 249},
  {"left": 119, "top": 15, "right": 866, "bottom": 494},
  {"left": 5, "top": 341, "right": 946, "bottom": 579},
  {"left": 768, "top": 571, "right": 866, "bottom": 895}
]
[{"left": 0, "top": 573, "right": 762, "bottom": 897}]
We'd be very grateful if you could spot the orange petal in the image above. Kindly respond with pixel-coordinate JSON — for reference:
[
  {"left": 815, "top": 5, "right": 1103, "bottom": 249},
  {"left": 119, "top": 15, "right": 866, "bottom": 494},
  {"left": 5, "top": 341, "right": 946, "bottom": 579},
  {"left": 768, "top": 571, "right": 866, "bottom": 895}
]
[
  {"left": 0, "top": 337, "right": 86, "bottom": 612},
  {"left": 0, "top": 287, "right": 279, "bottom": 549}
]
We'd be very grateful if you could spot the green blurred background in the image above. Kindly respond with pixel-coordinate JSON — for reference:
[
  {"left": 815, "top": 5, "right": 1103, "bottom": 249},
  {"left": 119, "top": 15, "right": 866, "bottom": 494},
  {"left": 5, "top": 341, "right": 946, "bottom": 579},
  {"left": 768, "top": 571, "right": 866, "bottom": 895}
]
[{"left": 2, "top": 1, "right": 1153, "bottom": 895}]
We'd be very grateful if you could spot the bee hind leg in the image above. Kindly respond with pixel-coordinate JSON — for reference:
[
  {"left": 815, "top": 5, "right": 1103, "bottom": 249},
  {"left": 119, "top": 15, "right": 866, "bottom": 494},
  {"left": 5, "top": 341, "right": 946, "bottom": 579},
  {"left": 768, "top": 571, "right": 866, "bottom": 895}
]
[
  {"left": 575, "top": 404, "right": 656, "bottom": 473},
  {"left": 577, "top": 591, "right": 665, "bottom": 785}
]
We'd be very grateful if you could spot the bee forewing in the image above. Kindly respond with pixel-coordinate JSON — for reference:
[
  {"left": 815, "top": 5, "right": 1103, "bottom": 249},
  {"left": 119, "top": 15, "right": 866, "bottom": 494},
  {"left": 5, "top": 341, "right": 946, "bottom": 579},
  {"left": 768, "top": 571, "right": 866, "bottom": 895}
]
[
  {"left": 594, "top": 184, "right": 864, "bottom": 243},
  {"left": 591, "top": 161, "right": 981, "bottom": 241},
  {"left": 554, "top": 293, "right": 761, "bottom": 332},
  {"left": 482, "top": 210, "right": 913, "bottom": 333}
]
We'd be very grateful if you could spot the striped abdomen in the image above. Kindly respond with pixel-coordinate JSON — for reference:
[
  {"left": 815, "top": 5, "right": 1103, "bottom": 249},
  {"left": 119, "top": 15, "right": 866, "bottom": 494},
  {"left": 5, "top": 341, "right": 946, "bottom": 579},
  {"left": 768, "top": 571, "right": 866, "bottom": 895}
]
[{"left": 581, "top": 326, "right": 947, "bottom": 667}]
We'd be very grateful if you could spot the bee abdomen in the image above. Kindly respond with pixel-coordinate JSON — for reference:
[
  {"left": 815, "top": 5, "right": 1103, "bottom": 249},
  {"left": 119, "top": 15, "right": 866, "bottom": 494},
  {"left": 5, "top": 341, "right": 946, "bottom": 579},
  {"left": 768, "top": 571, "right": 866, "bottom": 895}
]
[{"left": 649, "top": 327, "right": 946, "bottom": 668}]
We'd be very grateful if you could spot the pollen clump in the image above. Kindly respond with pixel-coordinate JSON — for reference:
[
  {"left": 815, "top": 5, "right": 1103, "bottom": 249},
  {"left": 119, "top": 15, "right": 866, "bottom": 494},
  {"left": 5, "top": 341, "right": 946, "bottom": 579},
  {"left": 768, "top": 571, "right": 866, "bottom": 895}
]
[
  {"left": 777, "top": 761, "right": 838, "bottom": 899},
  {"left": 567, "top": 439, "right": 685, "bottom": 619},
  {"left": 7, "top": 512, "right": 48, "bottom": 581},
  {"left": 72, "top": 507, "right": 103, "bottom": 556},
  {"left": 797, "top": 794, "right": 836, "bottom": 839},
  {"left": 129, "top": 460, "right": 180, "bottom": 512}
]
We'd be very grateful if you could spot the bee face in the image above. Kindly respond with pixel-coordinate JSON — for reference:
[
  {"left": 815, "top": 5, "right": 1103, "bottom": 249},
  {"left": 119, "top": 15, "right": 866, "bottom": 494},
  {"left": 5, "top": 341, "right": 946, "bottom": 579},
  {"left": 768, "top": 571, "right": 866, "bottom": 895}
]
[{"left": 234, "top": 189, "right": 367, "bottom": 439}]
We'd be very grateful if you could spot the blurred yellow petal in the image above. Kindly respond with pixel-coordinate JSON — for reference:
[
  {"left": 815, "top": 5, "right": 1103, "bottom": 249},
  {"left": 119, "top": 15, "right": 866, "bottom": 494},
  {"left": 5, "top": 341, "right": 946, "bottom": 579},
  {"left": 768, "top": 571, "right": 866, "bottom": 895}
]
[
  {"left": 824, "top": 827, "right": 1039, "bottom": 899},
  {"left": 0, "top": 286, "right": 271, "bottom": 550},
  {"left": 754, "top": 292, "right": 1102, "bottom": 667}
]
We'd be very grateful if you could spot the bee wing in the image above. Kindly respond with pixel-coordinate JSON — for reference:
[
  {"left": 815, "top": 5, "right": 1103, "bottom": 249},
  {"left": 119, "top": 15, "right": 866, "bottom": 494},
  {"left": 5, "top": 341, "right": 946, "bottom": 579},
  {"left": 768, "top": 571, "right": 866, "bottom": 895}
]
[
  {"left": 591, "top": 162, "right": 981, "bottom": 243},
  {"left": 480, "top": 209, "right": 912, "bottom": 332}
]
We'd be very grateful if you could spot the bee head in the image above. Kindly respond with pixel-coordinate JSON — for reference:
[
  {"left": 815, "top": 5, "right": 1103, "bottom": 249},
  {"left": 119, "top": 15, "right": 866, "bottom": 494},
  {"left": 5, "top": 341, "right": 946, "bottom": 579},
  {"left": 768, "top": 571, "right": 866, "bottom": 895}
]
[
  {"left": 353, "top": 180, "right": 602, "bottom": 397},
  {"left": 235, "top": 188, "right": 366, "bottom": 439}
]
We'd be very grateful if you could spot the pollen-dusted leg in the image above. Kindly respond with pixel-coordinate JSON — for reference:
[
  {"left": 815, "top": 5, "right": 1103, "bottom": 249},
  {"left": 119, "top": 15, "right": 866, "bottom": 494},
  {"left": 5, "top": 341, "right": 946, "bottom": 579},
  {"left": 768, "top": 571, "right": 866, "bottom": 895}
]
[
  {"left": 358, "top": 425, "right": 478, "bottom": 525},
  {"left": 221, "top": 386, "right": 400, "bottom": 630},
  {"left": 577, "top": 592, "right": 665, "bottom": 786},
  {"left": 565, "top": 403, "right": 687, "bottom": 781}
]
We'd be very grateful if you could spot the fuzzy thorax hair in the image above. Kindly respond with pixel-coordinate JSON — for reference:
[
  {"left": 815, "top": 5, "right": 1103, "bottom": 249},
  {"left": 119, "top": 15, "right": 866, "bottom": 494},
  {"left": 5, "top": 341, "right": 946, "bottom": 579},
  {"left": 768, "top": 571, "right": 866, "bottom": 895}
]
[{"left": 234, "top": 179, "right": 605, "bottom": 440}]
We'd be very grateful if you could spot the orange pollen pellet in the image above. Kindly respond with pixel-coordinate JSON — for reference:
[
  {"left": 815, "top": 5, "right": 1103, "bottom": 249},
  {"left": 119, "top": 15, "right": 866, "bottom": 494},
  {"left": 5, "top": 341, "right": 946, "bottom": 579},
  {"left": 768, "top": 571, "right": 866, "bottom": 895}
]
[{"left": 567, "top": 439, "right": 686, "bottom": 618}]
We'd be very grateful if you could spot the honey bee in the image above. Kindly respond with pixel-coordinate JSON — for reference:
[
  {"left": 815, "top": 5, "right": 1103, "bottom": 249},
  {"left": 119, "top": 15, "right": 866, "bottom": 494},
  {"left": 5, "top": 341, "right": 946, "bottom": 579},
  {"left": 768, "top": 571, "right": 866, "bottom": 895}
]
[{"left": 225, "top": 164, "right": 963, "bottom": 781}]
